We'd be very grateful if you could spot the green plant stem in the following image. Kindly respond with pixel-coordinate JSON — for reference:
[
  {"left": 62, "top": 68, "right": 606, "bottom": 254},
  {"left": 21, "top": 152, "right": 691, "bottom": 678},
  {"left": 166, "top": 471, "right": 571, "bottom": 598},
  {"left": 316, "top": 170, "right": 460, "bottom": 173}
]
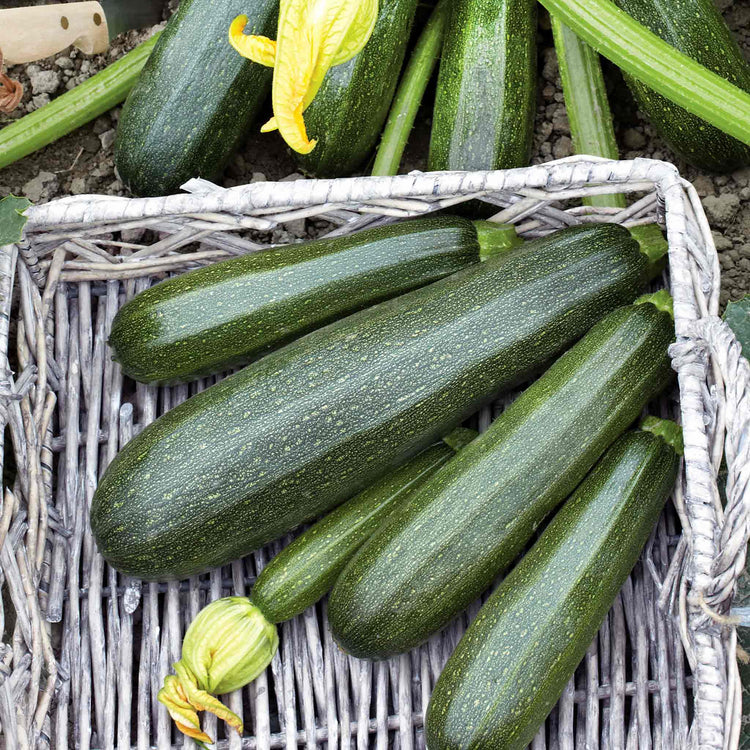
[
  {"left": 551, "top": 16, "right": 624, "bottom": 209},
  {"left": 0, "top": 33, "right": 160, "bottom": 171},
  {"left": 538, "top": 0, "right": 750, "bottom": 146},
  {"left": 372, "top": 0, "right": 449, "bottom": 176}
]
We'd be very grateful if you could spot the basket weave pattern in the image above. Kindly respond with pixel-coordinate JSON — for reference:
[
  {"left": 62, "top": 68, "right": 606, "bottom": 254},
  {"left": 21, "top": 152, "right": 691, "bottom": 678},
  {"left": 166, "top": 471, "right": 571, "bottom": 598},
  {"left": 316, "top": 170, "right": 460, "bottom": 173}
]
[{"left": 0, "top": 156, "right": 747, "bottom": 749}]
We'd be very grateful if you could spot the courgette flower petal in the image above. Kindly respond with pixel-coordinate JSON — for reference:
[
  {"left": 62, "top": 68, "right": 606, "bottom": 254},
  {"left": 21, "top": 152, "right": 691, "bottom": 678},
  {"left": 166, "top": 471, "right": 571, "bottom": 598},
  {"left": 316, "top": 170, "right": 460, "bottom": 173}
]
[
  {"left": 229, "top": 0, "right": 378, "bottom": 153},
  {"left": 158, "top": 597, "right": 279, "bottom": 742},
  {"left": 228, "top": 17, "right": 277, "bottom": 67},
  {"left": 158, "top": 675, "right": 213, "bottom": 744}
]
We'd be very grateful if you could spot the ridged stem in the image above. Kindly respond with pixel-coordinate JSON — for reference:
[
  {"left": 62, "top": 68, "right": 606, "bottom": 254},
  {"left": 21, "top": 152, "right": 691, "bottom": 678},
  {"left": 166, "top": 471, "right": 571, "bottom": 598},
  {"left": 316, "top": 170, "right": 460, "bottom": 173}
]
[
  {"left": 537, "top": 0, "right": 750, "bottom": 145},
  {"left": 371, "top": 0, "right": 449, "bottom": 176},
  {"left": 0, "top": 33, "right": 160, "bottom": 171},
  {"left": 551, "top": 16, "right": 624, "bottom": 209},
  {"left": 635, "top": 289, "right": 674, "bottom": 320},
  {"left": 629, "top": 224, "right": 669, "bottom": 281},
  {"left": 442, "top": 427, "right": 478, "bottom": 451},
  {"left": 473, "top": 220, "right": 523, "bottom": 261},
  {"left": 640, "top": 416, "right": 684, "bottom": 456}
]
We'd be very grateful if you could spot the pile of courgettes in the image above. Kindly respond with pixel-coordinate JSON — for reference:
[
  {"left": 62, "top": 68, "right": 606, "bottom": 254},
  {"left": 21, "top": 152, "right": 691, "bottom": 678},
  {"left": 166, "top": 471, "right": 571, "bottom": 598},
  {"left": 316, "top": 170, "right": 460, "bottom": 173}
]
[
  {"left": 112, "top": 0, "right": 750, "bottom": 196},
  {"left": 91, "top": 212, "right": 682, "bottom": 747}
]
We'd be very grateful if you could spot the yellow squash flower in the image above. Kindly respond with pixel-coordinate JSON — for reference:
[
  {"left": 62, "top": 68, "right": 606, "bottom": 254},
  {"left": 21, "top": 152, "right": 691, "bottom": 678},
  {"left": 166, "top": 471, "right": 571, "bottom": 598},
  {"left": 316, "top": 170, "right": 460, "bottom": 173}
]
[
  {"left": 158, "top": 597, "right": 279, "bottom": 743},
  {"left": 229, "top": 0, "right": 379, "bottom": 153}
]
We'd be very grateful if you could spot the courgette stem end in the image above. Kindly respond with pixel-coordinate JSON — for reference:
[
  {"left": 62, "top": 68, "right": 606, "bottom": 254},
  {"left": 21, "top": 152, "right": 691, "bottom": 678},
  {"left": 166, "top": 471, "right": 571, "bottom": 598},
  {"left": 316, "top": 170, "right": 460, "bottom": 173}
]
[
  {"left": 634, "top": 289, "right": 674, "bottom": 321},
  {"left": 442, "top": 427, "right": 479, "bottom": 452},
  {"left": 474, "top": 221, "right": 523, "bottom": 261},
  {"left": 159, "top": 596, "right": 278, "bottom": 742},
  {"left": 640, "top": 416, "right": 684, "bottom": 456},
  {"left": 629, "top": 224, "right": 669, "bottom": 281}
]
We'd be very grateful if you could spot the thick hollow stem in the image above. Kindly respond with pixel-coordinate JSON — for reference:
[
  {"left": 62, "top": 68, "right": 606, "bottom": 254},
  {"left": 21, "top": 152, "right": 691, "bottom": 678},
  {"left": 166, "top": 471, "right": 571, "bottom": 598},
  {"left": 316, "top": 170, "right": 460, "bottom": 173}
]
[
  {"left": 371, "top": 0, "right": 449, "bottom": 176},
  {"left": 538, "top": 0, "right": 750, "bottom": 146},
  {"left": 0, "top": 33, "right": 160, "bottom": 170},
  {"left": 551, "top": 16, "right": 624, "bottom": 209}
]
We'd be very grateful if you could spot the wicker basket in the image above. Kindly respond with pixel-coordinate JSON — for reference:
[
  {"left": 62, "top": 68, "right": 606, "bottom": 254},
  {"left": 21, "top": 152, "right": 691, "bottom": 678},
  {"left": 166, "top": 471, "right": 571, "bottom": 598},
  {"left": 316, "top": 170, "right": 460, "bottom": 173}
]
[{"left": 0, "top": 155, "right": 747, "bottom": 750}]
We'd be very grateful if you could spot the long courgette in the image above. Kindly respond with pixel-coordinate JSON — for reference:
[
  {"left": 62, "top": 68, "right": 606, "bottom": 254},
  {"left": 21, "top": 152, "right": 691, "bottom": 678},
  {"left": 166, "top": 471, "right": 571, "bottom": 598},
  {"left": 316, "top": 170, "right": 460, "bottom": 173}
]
[
  {"left": 327, "top": 294, "right": 674, "bottom": 658},
  {"left": 611, "top": 0, "right": 750, "bottom": 172},
  {"left": 428, "top": 0, "right": 537, "bottom": 170},
  {"left": 114, "top": 0, "right": 277, "bottom": 197},
  {"left": 108, "top": 216, "right": 487, "bottom": 384},
  {"left": 294, "top": 0, "right": 418, "bottom": 177},
  {"left": 252, "top": 429, "right": 475, "bottom": 623},
  {"left": 91, "top": 223, "right": 650, "bottom": 580},
  {"left": 425, "top": 420, "right": 680, "bottom": 749}
]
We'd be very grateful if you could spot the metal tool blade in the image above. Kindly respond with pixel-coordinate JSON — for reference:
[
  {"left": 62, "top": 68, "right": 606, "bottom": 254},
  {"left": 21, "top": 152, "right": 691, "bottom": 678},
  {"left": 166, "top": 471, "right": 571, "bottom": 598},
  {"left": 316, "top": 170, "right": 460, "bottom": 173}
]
[{"left": 100, "top": 0, "right": 167, "bottom": 40}]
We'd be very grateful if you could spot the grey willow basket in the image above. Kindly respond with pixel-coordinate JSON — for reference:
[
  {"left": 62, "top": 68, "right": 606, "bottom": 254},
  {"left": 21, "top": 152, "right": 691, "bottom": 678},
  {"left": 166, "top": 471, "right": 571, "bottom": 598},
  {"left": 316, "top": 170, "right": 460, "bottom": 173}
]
[{"left": 0, "top": 156, "right": 748, "bottom": 750}]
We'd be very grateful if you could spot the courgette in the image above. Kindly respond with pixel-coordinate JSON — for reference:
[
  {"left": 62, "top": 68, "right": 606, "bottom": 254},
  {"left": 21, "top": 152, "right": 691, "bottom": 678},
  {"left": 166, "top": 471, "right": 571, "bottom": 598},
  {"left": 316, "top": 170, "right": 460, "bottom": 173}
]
[
  {"left": 252, "top": 429, "right": 475, "bottom": 623},
  {"left": 428, "top": 0, "right": 537, "bottom": 170},
  {"left": 91, "top": 223, "right": 650, "bottom": 581},
  {"left": 108, "top": 216, "right": 489, "bottom": 384},
  {"left": 114, "top": 0, "right": 278, "bottom": 197},
  {"left": 425, "top": 420, "right": 680, "bottom": 749},
  {"left": 294, "top": 0, "right": 418, "bottom": 177},
  {"left": 158, "top": 430, "right": 475, "bottom": 743},
  {"left": 327, "top": 294, "right": 674, "bottom": 658},
  {"left": 612, "top": 0, "right": 750, "bottom": 172}
]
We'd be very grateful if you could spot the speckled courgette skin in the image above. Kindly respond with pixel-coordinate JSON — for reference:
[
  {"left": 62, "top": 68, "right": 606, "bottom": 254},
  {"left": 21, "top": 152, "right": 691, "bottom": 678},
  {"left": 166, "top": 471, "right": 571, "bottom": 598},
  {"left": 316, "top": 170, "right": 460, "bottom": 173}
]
[
  {"left": 108, "top": 216, "right": 481, "bottom": 385},
  {"left": 425, "top": 428, "right": 678, "bottom": 749},
  {"left": 90, "top": 223, "right": 646, "bottom": 581},
  {"left": 114, "top": 0, "right": 277, "bottom": 197},
  {"left": 428, "top": 0, "right": 537, "bottom": 170},
  {"left": 612, "top": 0, "right": 750, "bottom": 172},
  {"left": 294, "top": 0, "right": 418, "bottom": 177},
  {"left": 327, "top": 300, "right": 674, "bottom": 659},
  {"left": 252, "top": 438, "right": 467, "bottom": 623}
]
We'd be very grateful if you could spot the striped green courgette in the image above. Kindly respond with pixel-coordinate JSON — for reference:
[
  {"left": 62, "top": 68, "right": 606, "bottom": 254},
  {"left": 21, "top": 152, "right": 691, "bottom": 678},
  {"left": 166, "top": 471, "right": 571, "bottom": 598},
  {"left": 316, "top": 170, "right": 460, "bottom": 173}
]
[
  {"left": 425, "top": 419, "right": 680, "bottom": 749},
  {"left": 327, "top": 294, "right": 675, "bottom": 658},
  {"left": 428, "top": 0, "right": 537, "bottom": 170},
  {"left": 91, "top": 223, "right": 652, "bottom": 580},
  {"left": 108, "top": 216, "right": 498, "bottom": 384}
]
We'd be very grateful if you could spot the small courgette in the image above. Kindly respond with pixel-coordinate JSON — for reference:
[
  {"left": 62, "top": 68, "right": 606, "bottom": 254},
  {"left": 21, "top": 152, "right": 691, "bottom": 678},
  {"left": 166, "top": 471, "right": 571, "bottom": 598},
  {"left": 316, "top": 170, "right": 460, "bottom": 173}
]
[
  {"left": 252, "top": 429, "right": 476, "bottom": 623},
  {"left": 109, "top": 216, "right": 489, "bottom": 384}
]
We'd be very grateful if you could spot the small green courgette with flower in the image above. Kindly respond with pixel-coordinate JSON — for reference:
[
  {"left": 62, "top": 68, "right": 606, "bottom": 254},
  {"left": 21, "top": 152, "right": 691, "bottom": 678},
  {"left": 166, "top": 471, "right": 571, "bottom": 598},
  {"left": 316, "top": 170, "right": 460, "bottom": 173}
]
[
  {"left": 158, "top": 431, "right": 475, "bottom": 742},
  {"left": 228, "top": 0, "right": 380, "bottom": 156}
]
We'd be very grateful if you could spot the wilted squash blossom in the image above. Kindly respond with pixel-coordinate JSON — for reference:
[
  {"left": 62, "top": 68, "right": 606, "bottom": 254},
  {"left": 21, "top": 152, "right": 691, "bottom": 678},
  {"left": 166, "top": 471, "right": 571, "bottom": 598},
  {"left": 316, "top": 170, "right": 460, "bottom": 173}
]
[
  {"left": 229, "top": 0, "right": 379, "bottom": 153},
  {"left": 158, "top": 596, "right": 278, "bottom": 742}
]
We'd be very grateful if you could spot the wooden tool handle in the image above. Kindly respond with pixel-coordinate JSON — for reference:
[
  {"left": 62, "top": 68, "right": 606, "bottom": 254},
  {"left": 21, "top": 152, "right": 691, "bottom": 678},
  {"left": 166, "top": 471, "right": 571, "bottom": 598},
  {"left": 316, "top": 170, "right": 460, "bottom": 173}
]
[{"left": 0, "top": 2, "right": 109, "bottom": 65}]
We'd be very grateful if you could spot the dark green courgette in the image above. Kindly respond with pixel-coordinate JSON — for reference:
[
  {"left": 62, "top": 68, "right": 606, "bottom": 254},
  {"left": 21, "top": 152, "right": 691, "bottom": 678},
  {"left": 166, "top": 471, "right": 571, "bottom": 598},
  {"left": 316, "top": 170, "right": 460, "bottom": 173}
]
[
  {"left": 612, "top": 0, "right": 750, "bottom": 172},
  {"left": 327, "top": 294, "right": 674, "bottom": 658},
  {"left": 425, "top": 420, "right": 680, "bottom": 749},
  {"left": 252, "top": 429, "right": 475, "bottom": 623},
  {"left": 157, "top": 430, "right": 475, "bottom": 742},
  {"left": 428, "top": 0, "right": 537, "bottom": 170},
  {"left": 91, "top": 223, "right": 650, "bottom": 581},
  {"left": 294, "top": 0, "right": 418, "bottom": 177},
  {"left": 114, "top": 0, "right": 277, "bottom": 197},
  {"left": 108, "top": 216, "right": 490, "bottom": 384}
]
